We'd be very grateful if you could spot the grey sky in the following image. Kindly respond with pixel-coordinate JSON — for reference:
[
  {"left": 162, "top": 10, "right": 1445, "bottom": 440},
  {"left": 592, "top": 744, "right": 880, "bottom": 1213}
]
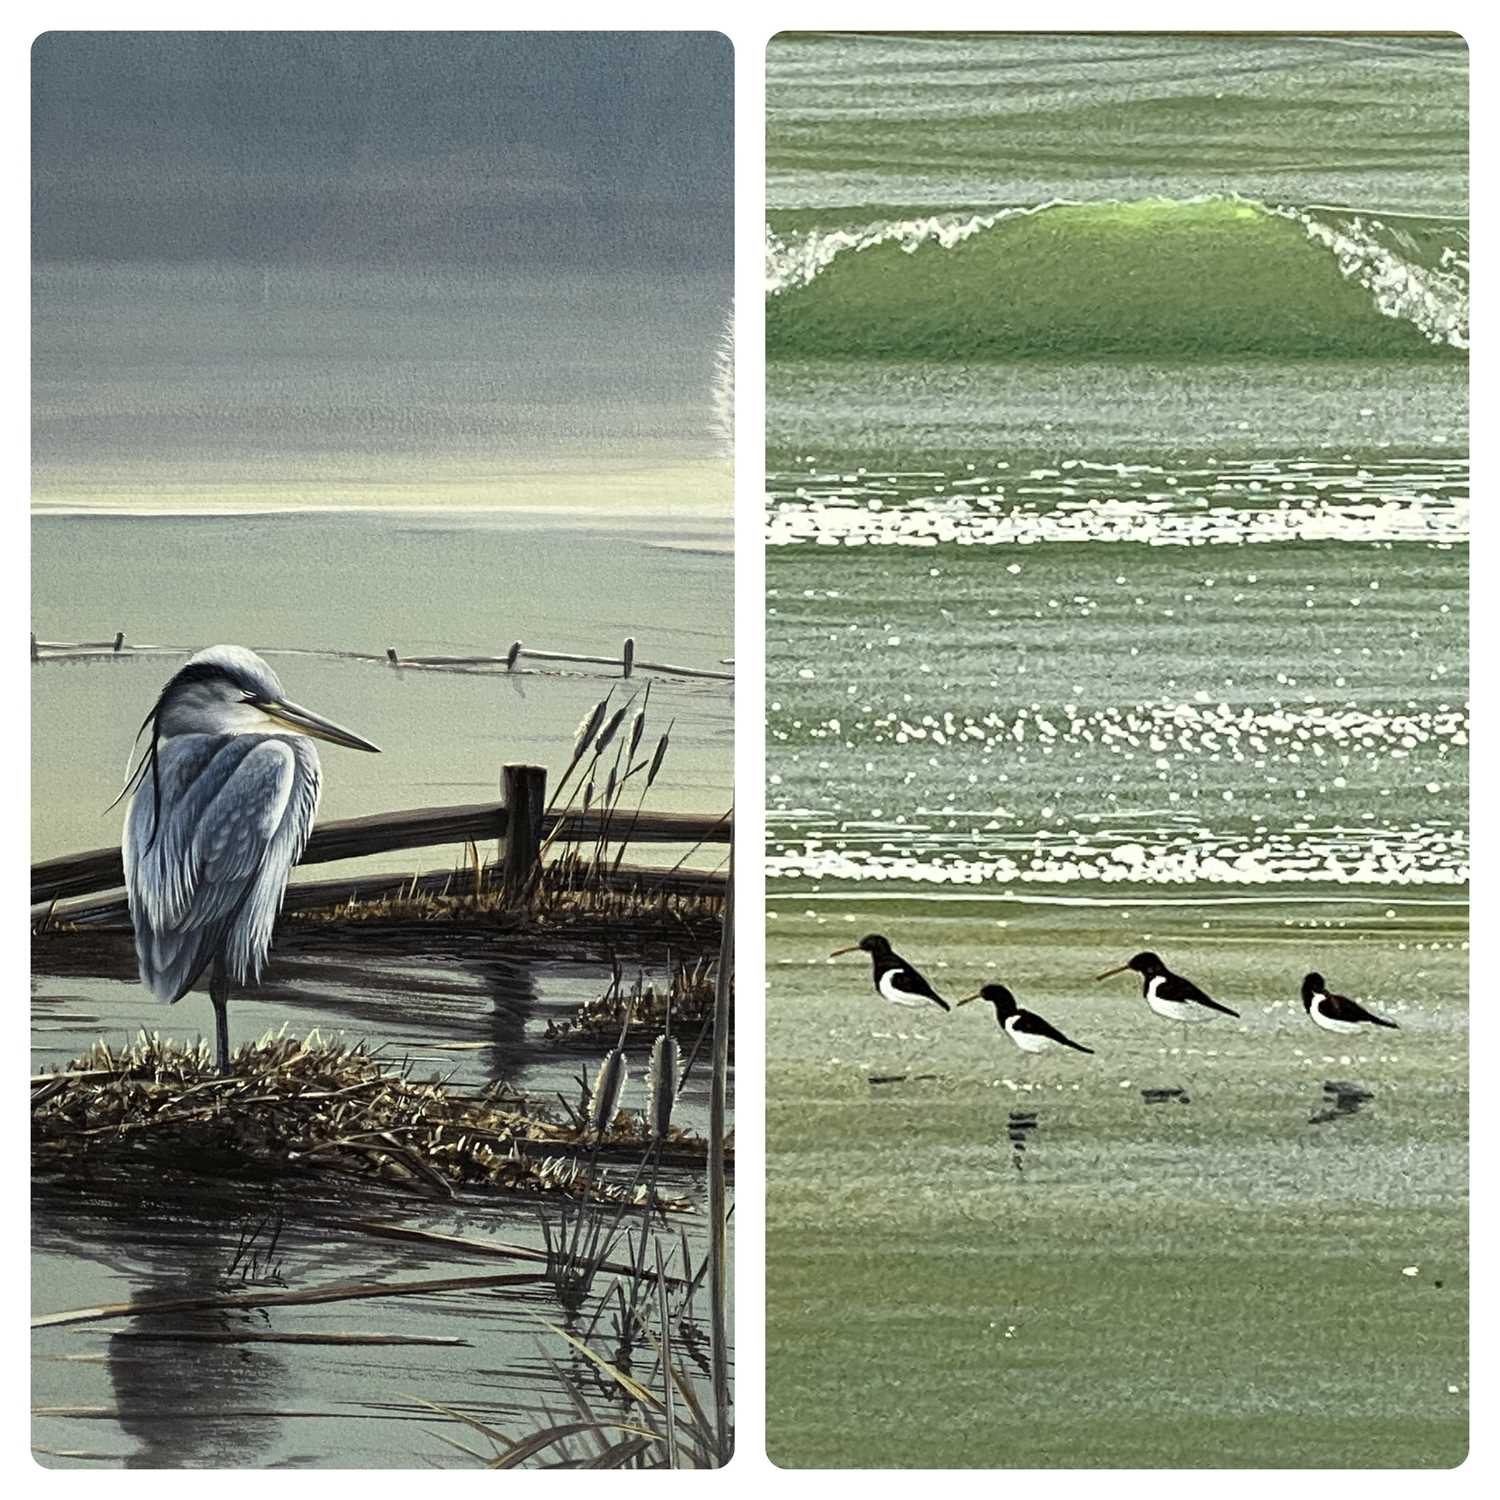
[
  {"left": 34, "top": 31, "right": 733, "bottom": 272},
  {"left": 32, "top": 33, "right": 734, "bottom": 509}
]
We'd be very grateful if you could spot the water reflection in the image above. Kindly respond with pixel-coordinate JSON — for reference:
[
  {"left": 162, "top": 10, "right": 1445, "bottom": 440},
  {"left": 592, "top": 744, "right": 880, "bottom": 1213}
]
[
  {"left": 1007, "top": 1109, "right": 1038, "bottom": 1172},
  {"left": 1309, "top": 1079, "right": 1375, "bottom": 1125},
  {"left": 110, "top": 1265, "right": 290, "bottom": 1468},
  {"left": 483, "top": 957, "right": 540, "bottom": 1088},
  {"left": 1141, "top": 1086, "right": 1191, "bottom": 1107},
  {"left": 35, "top": 1182, "right": 293, "bottom": 1468}
]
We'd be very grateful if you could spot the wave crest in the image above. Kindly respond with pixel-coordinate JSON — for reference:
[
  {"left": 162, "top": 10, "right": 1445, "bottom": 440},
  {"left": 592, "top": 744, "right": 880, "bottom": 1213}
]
[{"left": 766, "top": 197, "right": 1468, "bottom": 359}]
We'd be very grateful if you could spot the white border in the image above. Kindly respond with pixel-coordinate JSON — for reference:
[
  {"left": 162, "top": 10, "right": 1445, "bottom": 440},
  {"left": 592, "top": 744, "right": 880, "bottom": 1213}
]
[{"left": 6, "top": 6, "right": 1493, "bottom": 1491}]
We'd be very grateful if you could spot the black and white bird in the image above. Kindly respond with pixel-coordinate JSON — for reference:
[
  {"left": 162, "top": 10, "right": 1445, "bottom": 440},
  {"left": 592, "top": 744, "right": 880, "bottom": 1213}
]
[
  {"left": 1094, "top": 951, "right": 1239, "bottom": 1024},
  {"left": 829, "top": 934, "right": 950, "bottom": 1012},
  {"left": 1301, "top": 972, "right": 1399, "bottom": 1034},
  {"left": 957, "top": 983, "right": 1094, "bottom": 1055}
]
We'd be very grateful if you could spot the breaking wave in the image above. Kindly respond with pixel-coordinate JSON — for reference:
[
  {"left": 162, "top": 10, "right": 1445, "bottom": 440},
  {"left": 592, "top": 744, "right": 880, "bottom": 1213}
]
[{"left": 766, "top": 197, "right": 1468, "bottom": 359}]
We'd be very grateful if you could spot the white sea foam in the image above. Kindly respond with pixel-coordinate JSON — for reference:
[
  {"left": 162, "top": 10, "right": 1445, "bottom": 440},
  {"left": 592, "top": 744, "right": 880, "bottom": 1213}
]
[
  {"left": 1278, "top": 206, "right": 1470, "bottom": 350},
  {"left": 765, "top": 208, "right": 1022, "bottom": 296},
  {"left": 767, "top": 492, "right": 1468, "bottom": 549},
  {"left": 767, "top": 822, "right": 1467, "bottom": 890}
]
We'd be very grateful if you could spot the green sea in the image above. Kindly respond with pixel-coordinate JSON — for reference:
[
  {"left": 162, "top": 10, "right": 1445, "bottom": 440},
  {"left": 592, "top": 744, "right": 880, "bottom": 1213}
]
[{"left": 765, "top": 33, "right": 1467, "bottom": 1468}]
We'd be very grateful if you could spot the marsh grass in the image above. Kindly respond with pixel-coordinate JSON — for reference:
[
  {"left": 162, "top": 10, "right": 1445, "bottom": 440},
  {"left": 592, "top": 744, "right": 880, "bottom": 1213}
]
[
  {"left": 286, "top": 686, "right": 726, "bottom": 936},
  {"left": 544, "top": 954, "right": 726, "bottom": 1044},
  {"left": 421, "top": 1236, "right": 727, "bottom": 1468},
  {"left": 285, "top": 841, "right": 723, "bottom": 919},
  {"left": 222, "top": 1212, "right": 287, "bottom": 1287},
  {"left": 427, "top": 870, "right": 735, "bottom": 1468},
  {"left": 31, "top": 1030, "right": 705, "bottom": 1206}
]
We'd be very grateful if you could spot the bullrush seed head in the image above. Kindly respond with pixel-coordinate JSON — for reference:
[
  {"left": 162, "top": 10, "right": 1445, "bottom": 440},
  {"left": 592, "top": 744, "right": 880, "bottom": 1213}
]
[
  {"left": 627, "top": 683, "right": 652, "bottom": 759},
  {"left": 573, "top": 696, "right": 610, "bottom": 759},
  {"left": 647, "top": 1035, "right": 681, "bottom": 1140},
  {"left": 589, "top": 1050, "right": 627, "bottom": 1134},
  {"left": 595, "top": 705, "right": 628, "bottom": 756},
  {"left": 647, "top": 725, "right": 673, "bottom": 788}
]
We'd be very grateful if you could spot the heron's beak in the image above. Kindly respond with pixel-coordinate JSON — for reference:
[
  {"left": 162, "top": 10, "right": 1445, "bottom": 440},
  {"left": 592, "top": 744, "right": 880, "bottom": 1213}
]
[
  {"left": 829, "top": 946, "right": 860, "bottom": 958},
  {"left": 1094, "top": 963, "right": 1129, "bottom": 981},
  {"left": 260, "top": 698, "right": 381, "bottom": 752},
  {"left": 955, "top": 992, "right": 981, "bottom": 1007}
]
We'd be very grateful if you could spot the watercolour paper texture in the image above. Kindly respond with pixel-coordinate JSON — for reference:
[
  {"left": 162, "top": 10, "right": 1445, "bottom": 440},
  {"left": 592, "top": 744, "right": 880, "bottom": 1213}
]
[
  {"left": 32, "top": 31, "right": 733, "bottom": 1469},
  {"left": 765, "top": 31, "right": 1467, "bottom": 1468}
]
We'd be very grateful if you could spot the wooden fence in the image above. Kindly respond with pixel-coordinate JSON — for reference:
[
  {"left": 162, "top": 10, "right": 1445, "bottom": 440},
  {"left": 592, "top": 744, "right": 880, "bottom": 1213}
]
[
  {"left": 32, "top": 763, "right": 731, "bottom": 912},
  {"left": 32, "top": 632, "right": 733, "bottom": 682}
]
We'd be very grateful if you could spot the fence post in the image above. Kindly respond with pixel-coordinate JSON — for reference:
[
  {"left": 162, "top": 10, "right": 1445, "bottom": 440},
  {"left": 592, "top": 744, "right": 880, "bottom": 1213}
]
[
  {"left": 30, "top": 633, "right": 38, "bottom": 662},
  {"left": 386, "top": 648, "right": 399, "bottom": 666},
  {"left": 622, "top": 637, "right": 635, "bottom": 678},
  {"left": 113, "top": 632, "right": 125, "bottom": 653},
  {"left": 502, "top": 762, "right": 547, "bottom": 901},
  {"left": 507, "top": 640, "right": 523, "bottom": 671}
]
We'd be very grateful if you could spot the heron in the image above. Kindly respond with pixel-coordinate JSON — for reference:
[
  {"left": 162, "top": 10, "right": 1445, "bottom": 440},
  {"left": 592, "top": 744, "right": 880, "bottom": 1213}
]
[{"left": 120, "top": 645, "right": 380, "bottom": 1073}]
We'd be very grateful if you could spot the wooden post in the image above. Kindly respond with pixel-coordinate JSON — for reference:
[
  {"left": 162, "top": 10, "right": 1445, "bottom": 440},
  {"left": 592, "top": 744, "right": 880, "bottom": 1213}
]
[
  {"left": 506, "top": 640, "right": 522, "bottom": 671},
  {"left": 112, "top": 632, "right": 125, "bottom": 653},
  {"left": 386, "top": 648, "right": 398, "bottom": 666},
  {"left": 622, "top": 636, "right": 635, "bottom": 678},
  {"left": 502, "top": 763, "right": 546, "bottom": 901},
  {"left": 30, "top": 633, "right": 38, "bottom": 662}
]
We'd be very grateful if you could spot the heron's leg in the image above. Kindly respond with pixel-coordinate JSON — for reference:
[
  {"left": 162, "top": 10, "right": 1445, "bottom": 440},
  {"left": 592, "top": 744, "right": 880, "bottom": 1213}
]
[{"left": 210, "top": 962, "right": 232, "bottom": 1075}]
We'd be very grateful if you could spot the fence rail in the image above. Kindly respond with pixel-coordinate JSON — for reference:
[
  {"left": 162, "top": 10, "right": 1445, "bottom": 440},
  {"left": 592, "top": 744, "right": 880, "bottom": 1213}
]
[
  {"left": 32, "top": 763, "right": 732, "bottom": 909},
  {"left": 32, "top": 631, "right": 733, "bottom": 682}
]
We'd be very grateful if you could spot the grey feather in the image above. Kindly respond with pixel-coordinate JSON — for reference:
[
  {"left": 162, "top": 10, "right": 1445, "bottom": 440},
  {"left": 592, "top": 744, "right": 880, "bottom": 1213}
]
[{"left": 124, "top": 733, "right": 321, "bottom": 1002}]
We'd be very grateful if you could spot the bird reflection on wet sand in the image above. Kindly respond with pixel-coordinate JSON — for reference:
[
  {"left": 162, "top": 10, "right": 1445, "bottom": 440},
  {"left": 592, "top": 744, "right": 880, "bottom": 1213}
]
[{"left": 1309, "top": 1079, "right": 1376, "bottom": 1126}]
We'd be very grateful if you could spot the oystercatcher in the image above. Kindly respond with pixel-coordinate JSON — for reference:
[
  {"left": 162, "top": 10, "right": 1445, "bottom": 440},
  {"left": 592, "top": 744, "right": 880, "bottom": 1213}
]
[
  {"left": 1094, "top": 951, "right": 1240, "bottom": 1023},
  {"left": 1301, "top": 972, "right": 1399, "bottom": 1034},
  {"left": 829, "top": 933, "right": 950, "bottom": 1012},
  {"left": 958, "top": 983, "right": 1094, "bottom": 1055}
]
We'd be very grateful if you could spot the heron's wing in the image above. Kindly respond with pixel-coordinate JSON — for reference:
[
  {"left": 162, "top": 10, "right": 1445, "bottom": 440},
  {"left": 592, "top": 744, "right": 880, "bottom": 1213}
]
[
  {"left": 125, "top": 735, "right": 260, "bottom": 930},
  {"left": 222, "top": 737, "right": 321, "bottom": 982},
  {"left": 124, "top": 735, "right": 319, "bottom": 1001}
]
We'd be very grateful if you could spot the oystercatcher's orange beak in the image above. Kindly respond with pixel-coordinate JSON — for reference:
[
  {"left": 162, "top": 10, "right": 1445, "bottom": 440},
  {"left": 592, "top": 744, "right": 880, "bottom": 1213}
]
[
  {"left": 955, "top": 992, "right": 982, "bottom": 1007},
  {"left": 829, "top": 945, "right": 860, "bottom": 958},
  {"left": 1094, "top": 963, "right": 1130, "bottom": 981}
]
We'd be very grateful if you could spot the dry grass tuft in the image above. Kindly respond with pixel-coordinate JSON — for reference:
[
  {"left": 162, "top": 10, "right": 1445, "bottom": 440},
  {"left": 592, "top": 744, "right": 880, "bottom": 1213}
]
[
  {"left": 545, "top": 956, "right": 729, "bottom": 1044},
  {"left": 287, "top": 855, "right": 723, "bottom": 946},
  {"left": 31, "top": 1030, "right": 702, "bottom": 1205}
]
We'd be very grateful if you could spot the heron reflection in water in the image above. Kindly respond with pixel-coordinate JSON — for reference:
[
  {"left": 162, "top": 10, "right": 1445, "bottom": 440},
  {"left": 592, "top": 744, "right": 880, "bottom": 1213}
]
[{"left": 120, "top": 645, "right": 380, "bottom": 1072}]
